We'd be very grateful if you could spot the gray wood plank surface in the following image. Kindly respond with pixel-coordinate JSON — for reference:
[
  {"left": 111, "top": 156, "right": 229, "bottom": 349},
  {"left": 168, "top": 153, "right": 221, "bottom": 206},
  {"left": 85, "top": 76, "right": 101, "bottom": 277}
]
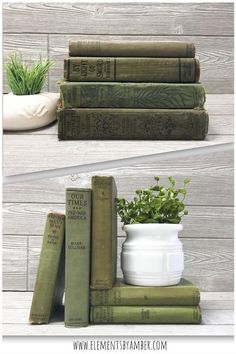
[
  {"left": 2, "top": 292, "right": 234, "bottom": 336},
  {"left": 3, "top": 134, "right": 233, "bottom": 177},
  {"left": 48, "top": 35, "right": 233, "bottom": 93},
  {"left": 3, "top": 3, "right": 233, "bottom": 36},
  {"left": 2, "top": 236, "right": 28, "bottom": 291},
  {"left": 2, "top": 203, "right": 233, "bottom": 239}
]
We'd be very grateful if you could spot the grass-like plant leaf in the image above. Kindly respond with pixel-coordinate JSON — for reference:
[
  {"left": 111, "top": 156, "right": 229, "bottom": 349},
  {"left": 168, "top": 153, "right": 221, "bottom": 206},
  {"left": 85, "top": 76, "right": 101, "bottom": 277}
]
[
  {"left": 4, "top": 53, "right": 53, "bottom": 95},
  {"left": 116, "top": 176, "right": 190, "bottom": 225}
]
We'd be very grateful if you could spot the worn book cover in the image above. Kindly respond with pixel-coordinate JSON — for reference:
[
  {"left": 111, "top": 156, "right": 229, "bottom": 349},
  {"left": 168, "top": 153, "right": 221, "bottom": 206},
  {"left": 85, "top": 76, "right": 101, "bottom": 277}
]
[
  {"left": 90, "top": 278, "right": 200, "bottom": 306},
  {"left": 64, "top": 57, "right": 200, "bottom": 83},
  {"left": 57, "top": 108, "right": 208, "bottom": 140},
  {"left": 90, "top": 306, "right": 202, "bottom": 324},
  {"left": 91, "top": 176, "right": 117, "bottom": 289},
  {"left": 60, "top": 82, "right": 206, "bottom": 109},
  {"left": 69, "top": 40, "right": 195, "bottom": 58},
  {"left": 29, "top": 212, "right": 65, "bottom": 324},
  {"left": 65, "top": 188, "right": 92, "bottom": 327}
]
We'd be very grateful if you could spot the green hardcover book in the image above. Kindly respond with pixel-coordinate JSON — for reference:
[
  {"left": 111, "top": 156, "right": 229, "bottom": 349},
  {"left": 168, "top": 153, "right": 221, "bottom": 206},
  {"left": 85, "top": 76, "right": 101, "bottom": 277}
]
[
  {"left": 59, "top": 82, "right": 205, "bottom": 109},
  {"left": 57, "top": 108, "right": 208, "bottom": 140},
  {"left": 90, "top": 278, "right": 200, "bottom": 306},
  {"left": 91, "top": 176, "right": 117, "bottom": 289},
  {"left": 29, "top": 212, "right": 65, "bottom": 324},
  {"left": 65, "top": 188, "right": 92, "bottom": 327},
  {"left": 69, "top": 40, "right": 195, "bottom": 58},
  {"left": 64, "top": 57, "right": 200, "bottom": 83},
  {"left": 90, "top": 306, "right": 202, "bottom": 324}
]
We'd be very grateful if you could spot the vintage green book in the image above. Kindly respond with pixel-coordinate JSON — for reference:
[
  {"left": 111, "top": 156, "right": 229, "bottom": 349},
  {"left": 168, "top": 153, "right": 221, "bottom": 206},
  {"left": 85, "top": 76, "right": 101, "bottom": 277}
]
[
  {"left": 60, "top": 82, "right": 205, "bottom": 109},
  {"left": 65, "top": 188, "right": 92, "bottom": 327},
  {"left": 64, "top": 57, "right": 200, "bottom": 83},
  {"left": 90, "top": 278, "right": 200, "bottom": 306},
  {"left": 90, "top": 306, "right": 202, "bottom": 324},
  {"left": 57, "top": 108, "right": 208, "bottom": 140},
  {"left": 91, "top": 176, "right": 117, "bottom": 289},
  {"left": 29, "top": 212, "right": 65, "bottom": 324},
  {"left": 69, "top": 40, "right": 195, "bottom": 58}
]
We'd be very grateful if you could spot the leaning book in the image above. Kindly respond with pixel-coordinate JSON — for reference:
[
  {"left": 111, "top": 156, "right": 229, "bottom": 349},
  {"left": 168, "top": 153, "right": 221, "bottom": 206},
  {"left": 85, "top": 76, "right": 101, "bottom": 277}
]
[{"left": 29, "top": 212, "right": 65, "bottom": 324}]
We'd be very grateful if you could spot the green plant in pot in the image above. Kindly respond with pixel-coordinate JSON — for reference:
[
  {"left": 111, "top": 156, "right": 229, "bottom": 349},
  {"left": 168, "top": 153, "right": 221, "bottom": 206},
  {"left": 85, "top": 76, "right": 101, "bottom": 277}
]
[
  {"left": 3, "top": 52, "right": 59, "bottom": 131},
  {"left": 117, "top": 176, "right": 190, "bottom": 286}
]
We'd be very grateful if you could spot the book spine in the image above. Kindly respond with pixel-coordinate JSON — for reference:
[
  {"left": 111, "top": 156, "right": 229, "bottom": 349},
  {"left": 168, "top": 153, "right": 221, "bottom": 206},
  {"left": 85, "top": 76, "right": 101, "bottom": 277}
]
[
  {"left": 65, "top": 188, "right": 92, "bottom": 327},
  {"left": 90, "top": 287, "right": 200, "bottom": 306},
  {"left": 69, "top": 40, "right": 195, "bottom": 58},
  {"left": 90, "top": 306, "right": 201, "bottom": 324},
  {"left": 91, "top": 176, "right": 117, "bottom": 289},
  {"left": 29, "top": 213, "right": 65, "bottom": 324},
  {"left": 57, "top": 108, "right": 208, "bottom": 140},
  {"left": 59, "top": 82, "right": 206, "bottom": 109},
  {"left": 64, "top": 58, "right": 199, "bottom": 83}
]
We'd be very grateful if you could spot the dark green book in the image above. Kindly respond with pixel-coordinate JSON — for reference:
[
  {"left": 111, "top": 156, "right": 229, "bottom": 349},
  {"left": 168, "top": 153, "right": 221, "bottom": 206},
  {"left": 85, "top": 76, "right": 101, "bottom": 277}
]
[
  {"left": 90, "top": 278, "right": 200, "bottom": 306},
  {"left": 90, "top": 306, "right": 201, "bottom": 324},
  {"left": 69, "top": 40, "right": 195, "bottom": 58},
  {"left": 65, "top": 188, "right": 92, "bottom": 327},
  {"left": 64, "top": 57, "right": 200, "bottom": 83},
  {"left": 91, "top": 176, "right": 117, "bottom": 289},
  {"left": 29, "top": 212, "right": 65, "bottom": 324},
  {"left": 60, "top": 82, "right": 205, "bottom": 109},
  {"left": 57, "top": 108, "right": 208, "bottom": 140}
]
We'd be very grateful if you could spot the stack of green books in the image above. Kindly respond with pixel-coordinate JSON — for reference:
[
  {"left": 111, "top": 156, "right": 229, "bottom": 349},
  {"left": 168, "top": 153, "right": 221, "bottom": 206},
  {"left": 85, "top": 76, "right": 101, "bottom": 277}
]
[
  {"left": 57, "top": 39, "right": 209, "bottom": 140},
  {"left": 29, "top": 176, "right": 201, "bottom": 327}
]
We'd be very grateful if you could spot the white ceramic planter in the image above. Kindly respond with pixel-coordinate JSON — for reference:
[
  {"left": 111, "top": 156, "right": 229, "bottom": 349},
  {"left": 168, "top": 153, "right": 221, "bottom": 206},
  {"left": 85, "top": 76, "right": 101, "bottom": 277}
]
[
  {"left": 121, "top": 223, "right": 184, "bottom": 286},
  {"left": 3, "top": 92, "right": 60, "bottom": 131}
]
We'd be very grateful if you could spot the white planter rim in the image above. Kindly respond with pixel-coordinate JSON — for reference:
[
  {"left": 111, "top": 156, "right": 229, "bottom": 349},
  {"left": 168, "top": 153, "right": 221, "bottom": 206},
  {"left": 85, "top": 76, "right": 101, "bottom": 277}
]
[
  {"left": 7, "top": 91, "right": 59, "bottom": 98},
  {"left": 123, "top": 223, "right": 183, "bottom": 232}
]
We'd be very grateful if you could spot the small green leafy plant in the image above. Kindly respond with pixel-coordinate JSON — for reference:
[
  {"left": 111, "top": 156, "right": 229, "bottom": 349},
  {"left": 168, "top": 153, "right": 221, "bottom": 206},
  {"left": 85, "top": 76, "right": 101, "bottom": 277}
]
[
  {"left": 4, "top": 52, "right": 53, "bottom": 95},
  {"left": 116, "top": 176, "right": 190, "bottom": 225}
]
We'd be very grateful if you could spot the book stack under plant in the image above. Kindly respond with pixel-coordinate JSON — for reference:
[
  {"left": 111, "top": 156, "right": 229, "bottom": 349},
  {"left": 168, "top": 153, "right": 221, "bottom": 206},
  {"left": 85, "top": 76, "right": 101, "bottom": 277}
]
[
  {"left": 57, "top": 39, "right": 209, "bottom": 140},
  {"left": 29, "top": 176, "right": 201, "bottom": 327}
]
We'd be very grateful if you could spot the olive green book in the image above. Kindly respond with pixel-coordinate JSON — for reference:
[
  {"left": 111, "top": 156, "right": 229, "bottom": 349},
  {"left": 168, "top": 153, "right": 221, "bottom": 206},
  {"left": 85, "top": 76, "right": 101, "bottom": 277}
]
[
  {"left": 64, "top": 57, "right": 200, "bottom": 83},
  {"left": 90, "top": 306, "right": 201, "bottom": 324},
  {"left": 57, "top": 108, "right": 208, "bottom": 140},
  {"left": 91, "top": 176, "right": 117, "bottom": 289},
  {"left": 59, "top": 82, "right": 205, "bottom": 109},
  {"left": 65, "top": 188, "right": 92, "bottom": 327},
  {"left": 69, "top": 40, "right": 195, "bottom": 58},
  {"left": 90, "top": 278, "right": 200, "bottom": 306},
  {"left": 29, "top": 212, "right": 65, "bottom": 324}
]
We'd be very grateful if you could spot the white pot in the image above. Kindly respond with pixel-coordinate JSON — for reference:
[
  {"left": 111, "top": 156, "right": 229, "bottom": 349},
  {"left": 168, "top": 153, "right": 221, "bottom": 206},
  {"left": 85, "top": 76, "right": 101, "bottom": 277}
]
[
  {"left": 121, "top": 223, "right": 184, "bottom": 286},
  {"left": 3, "top": 92, "right": 60, "bottom": 130}
]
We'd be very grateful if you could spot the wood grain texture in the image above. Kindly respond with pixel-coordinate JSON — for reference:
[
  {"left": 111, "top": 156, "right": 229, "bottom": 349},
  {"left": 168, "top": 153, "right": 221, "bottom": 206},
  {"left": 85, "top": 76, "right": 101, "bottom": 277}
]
[
  {"left": 2, "top": 235, "right": 232, "bottom": 292},
  {"left": 3, "top": 134, "right": 234, "bottom": 177},
  {"left": 3, "top": 3, "right": 233, "bottom": 36},
  {"left": 48, "top": 35, "right": 233, "bottom": 93},
  {"left": 3, "top": 34, "right": 48, "bottom": 93},
  {"left": 3, "top": 203, "right": 233, "bottom": 239},
  {"left": 2, "top": 235, "right": 28, "bottom": 291}
]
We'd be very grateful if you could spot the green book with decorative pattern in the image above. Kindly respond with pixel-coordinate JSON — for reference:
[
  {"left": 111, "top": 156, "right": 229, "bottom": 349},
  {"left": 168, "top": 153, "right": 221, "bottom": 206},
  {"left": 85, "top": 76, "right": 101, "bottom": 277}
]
[
  {"left": 90, "top": 278, "right": 200, "bottom": 306},
  {"left": 64, "top": 57, "right": 200, "bottom": 83},
  {"left": 65, "top": 188, "right": 92, "bottom": 327},
  {"left": 90, "top": 306, "right": 201, "bottom": 324},
  {"left": 60, "top": 82, "right": 205, "bottom": 109},
  {"left": 29, "top": 212, "right": 65, "bottom": 324},
  {"left": 69, "top": 40, "right": 195, "bottom": 58},
  {"left": 57, "top": 108, "right": 208, "bottom": 140}
]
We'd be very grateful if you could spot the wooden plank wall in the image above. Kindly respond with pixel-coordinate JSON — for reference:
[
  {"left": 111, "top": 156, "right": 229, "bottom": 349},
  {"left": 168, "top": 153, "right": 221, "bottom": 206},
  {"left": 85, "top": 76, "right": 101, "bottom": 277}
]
[
  {"left": 2, "top": 2, "right": 234, "bottom": 292},
  {"left": 2, "top": 2, "right": 234, "bottom": 93},
  {"left": 3, "top": 148, "right": 234, "bottom": 292}
]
